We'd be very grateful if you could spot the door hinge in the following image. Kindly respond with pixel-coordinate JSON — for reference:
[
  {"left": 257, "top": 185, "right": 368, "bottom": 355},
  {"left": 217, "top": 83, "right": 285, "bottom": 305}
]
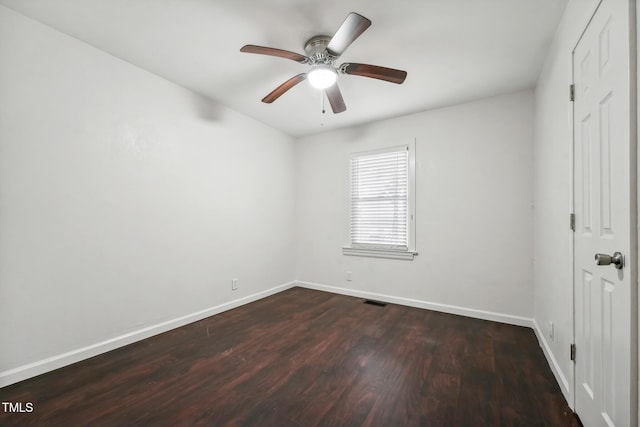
[
  {"left": 570, "top": 344, "right": 576, "bottom": 362},
  {"left": 569, "top": 84, "right": 575, "bottom": 102},
  {"left": 569, "top": 213, "right": 575, "bottom": 231}
]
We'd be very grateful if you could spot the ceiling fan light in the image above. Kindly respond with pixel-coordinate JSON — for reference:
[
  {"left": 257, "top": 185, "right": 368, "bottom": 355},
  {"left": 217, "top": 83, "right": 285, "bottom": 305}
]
[{"left": 308, "top": 67, "right": 337, "bottom": 89}]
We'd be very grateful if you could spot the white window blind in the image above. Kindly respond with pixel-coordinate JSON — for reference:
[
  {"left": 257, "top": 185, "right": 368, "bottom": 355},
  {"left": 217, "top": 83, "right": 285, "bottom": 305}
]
[{"left": 349, "top": 146, "right": 409, "bottom": 250}]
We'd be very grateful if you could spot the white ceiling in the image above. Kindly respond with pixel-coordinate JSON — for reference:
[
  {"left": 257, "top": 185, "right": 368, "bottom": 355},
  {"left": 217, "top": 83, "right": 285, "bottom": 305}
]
[{"left": 0, "top": 0, "right": 567, "bottom": 137}]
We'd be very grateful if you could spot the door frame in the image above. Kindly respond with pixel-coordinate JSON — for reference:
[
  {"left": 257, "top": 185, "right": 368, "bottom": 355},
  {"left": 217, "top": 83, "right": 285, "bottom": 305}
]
[{"left": 569, "top": 0, "right": 638, "bottom": 421}]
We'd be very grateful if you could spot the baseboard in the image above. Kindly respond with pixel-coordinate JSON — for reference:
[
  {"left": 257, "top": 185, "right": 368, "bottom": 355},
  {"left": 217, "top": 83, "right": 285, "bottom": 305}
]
[
  {"left": 532, "top": 319, "right": 572, "bottom": 407},
  {"left": 296, "top": 281, "right": 533, "bottom": 327},
  {"left": 0, "top": 281, "right": 296, "bottom": 388}
]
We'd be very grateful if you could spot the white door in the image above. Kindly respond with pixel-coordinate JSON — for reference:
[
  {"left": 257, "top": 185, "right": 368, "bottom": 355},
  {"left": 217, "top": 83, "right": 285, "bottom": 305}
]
[{"left": 573, "top": 0, "right": 634, "bottom": 426}]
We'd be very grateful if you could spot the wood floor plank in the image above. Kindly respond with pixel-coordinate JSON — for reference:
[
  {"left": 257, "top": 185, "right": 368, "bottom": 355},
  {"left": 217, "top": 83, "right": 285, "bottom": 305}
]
[{"left": 0, "top": 287, "right": 581, "bottom": 426}]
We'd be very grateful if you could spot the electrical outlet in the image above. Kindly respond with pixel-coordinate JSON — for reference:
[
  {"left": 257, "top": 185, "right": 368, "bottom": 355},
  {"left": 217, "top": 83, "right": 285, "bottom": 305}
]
[
  {"left": 346, "top": 271, "right": 352, "bottom": 281},
  {"left": 231, "top": 278, "right": 238, "bottom": 290},
  {"left": 548, "top": 321, "right": 554, "bottom": 341}
]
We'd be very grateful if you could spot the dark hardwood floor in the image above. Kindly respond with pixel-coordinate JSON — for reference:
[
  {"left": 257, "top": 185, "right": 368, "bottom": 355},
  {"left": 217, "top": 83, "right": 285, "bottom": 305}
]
[{"left": 0, "top": 287, "right": 580, "bottom": 426}]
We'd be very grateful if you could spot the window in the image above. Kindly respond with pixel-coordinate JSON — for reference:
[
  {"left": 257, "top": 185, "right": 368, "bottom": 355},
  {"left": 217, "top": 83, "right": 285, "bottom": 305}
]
[{"left": 343, "top": 144, "right": 416, "bottom": 260}]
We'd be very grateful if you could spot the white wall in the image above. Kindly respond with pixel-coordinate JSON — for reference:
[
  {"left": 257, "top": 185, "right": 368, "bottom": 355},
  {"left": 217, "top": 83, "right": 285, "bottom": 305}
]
[
  {"left": 532, "top": 0, "right": 600, "bottom": 403},
  {"left": 294, "top": 90, "right": 534, "bottom": 322},
  {"left": 0, "top": 5, "right": 295, "bottom": 385}
]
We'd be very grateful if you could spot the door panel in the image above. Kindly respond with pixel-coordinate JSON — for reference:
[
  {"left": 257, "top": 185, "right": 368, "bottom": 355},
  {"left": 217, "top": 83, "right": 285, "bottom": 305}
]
[{"left": 573, "top": 0, "right": 634, "bottom": 426}]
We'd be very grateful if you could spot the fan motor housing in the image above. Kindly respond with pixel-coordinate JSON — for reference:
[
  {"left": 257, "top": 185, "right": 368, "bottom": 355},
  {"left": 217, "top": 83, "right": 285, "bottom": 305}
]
[{"left": 304, "top": 35, "right": 334, "bottom": 64}]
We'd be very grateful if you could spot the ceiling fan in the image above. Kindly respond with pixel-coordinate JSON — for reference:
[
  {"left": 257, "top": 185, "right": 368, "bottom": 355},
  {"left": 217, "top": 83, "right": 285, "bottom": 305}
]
[{"left": 240, "top": 12, "right": 407, "bottom": 114}]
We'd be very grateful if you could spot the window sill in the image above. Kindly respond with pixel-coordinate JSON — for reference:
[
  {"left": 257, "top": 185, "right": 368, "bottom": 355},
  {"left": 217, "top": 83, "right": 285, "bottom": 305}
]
[{"left": 342, "top": 247, "right": 417, "bottom": 260}]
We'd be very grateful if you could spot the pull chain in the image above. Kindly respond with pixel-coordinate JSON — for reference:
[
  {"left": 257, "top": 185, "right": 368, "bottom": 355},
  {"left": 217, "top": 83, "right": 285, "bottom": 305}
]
[{"left": 320, "top": 90, "right": 326, "bottom": 126}]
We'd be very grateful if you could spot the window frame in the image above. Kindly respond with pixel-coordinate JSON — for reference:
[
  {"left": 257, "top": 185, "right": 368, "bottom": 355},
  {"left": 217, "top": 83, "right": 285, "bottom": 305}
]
[{"left": 342, "top": 141, "right": 417, "bottom": 260}]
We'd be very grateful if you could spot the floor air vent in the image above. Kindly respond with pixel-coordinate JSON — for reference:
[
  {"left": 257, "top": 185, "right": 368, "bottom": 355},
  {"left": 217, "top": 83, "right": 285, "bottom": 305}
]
[{"left": 364, "top": 300, "right": 387, "bottom": 307}]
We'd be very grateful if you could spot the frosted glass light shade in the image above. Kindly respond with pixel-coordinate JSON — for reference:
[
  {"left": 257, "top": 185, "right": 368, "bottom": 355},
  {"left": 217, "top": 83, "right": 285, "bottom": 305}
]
[{"left": 308, "top": 67, "right": 337, "bottom": 89}]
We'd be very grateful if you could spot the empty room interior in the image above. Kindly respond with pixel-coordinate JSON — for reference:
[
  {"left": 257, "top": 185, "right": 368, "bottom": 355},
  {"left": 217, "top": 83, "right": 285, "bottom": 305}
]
[{"left": 0, "top": 0, "right": 638, "bottom": 426}]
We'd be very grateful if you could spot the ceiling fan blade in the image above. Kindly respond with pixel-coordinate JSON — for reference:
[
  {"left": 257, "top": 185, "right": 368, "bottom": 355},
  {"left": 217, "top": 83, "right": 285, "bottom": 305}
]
[
  {"left": 240, "top": 45, "right": 308, "bottom": 63},
  {"left": 326, "top": 13, "right": 371, "bottom": 57},
  {"left": 262, "top": 74, "right": 307, "bottom": 103},
  {"left": 325, "top": 83, "right": 346, "bottom": 114},
  {"left": 340, "top": 63, "right": 407, "bottom": 84}
]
